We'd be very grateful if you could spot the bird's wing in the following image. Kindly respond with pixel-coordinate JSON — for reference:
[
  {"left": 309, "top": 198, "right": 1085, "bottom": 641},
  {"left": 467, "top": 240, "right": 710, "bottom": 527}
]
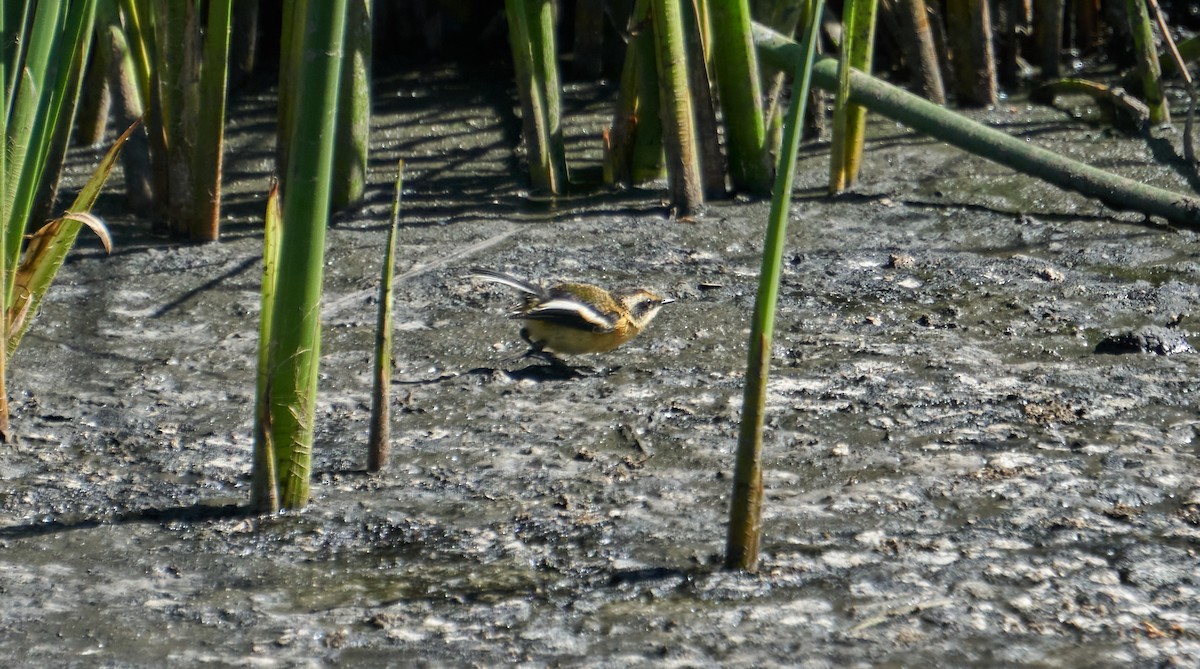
[
  {"left": 519, "top": 298, "right": 618, "bottom": 332},
  {"left": 469, "top": 268, "right": 542, "bottom": 296}
]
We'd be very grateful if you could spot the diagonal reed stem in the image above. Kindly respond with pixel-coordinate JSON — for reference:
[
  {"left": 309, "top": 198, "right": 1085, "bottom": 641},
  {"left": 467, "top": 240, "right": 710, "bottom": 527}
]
[{"left": 752, "top": 22, "right": 1200, "bottom": 227}]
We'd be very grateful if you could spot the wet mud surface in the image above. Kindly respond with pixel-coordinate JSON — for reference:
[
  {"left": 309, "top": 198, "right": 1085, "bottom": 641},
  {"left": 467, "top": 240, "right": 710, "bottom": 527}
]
[{"left": 2, "top": 70, "right": 1199, "bottom": 667}]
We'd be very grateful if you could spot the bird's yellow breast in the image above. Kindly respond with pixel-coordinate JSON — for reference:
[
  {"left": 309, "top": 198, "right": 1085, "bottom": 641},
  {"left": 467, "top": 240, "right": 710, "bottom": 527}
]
[{"left": 524, "top": 319, "right": 638, "bottom": 354}]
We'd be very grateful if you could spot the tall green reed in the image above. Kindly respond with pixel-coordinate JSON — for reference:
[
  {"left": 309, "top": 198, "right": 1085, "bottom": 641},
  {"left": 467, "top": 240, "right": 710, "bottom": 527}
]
[
  {"left": 607, "top": 0, "right": 665, "bottom": 185},
  {"left": 253, "top": 0, "right": 349, "bottom": 511},
  {"left": 709, "top": 0, "right": 771, "bottom": 195},
  {"left": 113, "top": 0, "right": 232, "bottom": 239},
  {"left": 726, "top": 0, "right": 825, "bottom": 573},
  {"left": 0, "top": 0, "right": 128, "bottom": 435},
  {"left": 506, "top": 0, "right": 568, "bottom": 193}
]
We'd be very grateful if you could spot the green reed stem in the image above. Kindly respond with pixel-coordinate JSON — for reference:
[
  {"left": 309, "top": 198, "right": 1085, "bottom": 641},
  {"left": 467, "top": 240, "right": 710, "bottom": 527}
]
[
  {"left": 332, "top": 0, "right": 371, "bottom": 210},
  {"left": 505, "top": 0, "right": 567, "bottom": 193},
  {"left": 190, "top": 0, "right": 232, "bottom": 240},
  {"left": 709, "top": 0, "right": 770, "bottom": 194},
  {"left": 830, "top": 0, "right": 878, "bottom": 192},
  {"left": 726, "top": 0, "right": 825, "bottom": 573},
  {"left": 267, "top": 0, "right": 348, "bottom": 510}
]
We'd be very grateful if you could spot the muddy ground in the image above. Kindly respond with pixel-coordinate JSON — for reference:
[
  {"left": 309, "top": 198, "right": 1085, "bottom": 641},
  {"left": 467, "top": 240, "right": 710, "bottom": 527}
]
[{"left": 1, "top": 68, "right": 1199, "bottom": 667}]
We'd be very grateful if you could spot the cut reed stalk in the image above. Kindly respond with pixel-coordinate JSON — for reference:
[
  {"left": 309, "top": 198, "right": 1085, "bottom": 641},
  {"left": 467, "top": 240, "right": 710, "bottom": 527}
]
[
  {"left": 683, "top": 1, "right": 726, "bottom": 198},
  {"left": 1033, "top": 0, "right": 1063, "bottom": 80},
  {"left": 651, "top": 0, "right": 704, "bottom": 215},
  {"left": 1126, "top": 0, "right": 1169, "bottom": 124},
  {"left": 76, "top": 32, "right": 112, "bottom": 146},
  {"left": 944, "top": 0, "right": 998, "bottom": 106},
  {"left": 367, "top": 161, "right": 404, "bottom": 473},
  {"left": 894, "top": 0, "right": 945, "bottom": 103},
  {"left": 252, "top": 179, "right": 283, "bottom": 512}
]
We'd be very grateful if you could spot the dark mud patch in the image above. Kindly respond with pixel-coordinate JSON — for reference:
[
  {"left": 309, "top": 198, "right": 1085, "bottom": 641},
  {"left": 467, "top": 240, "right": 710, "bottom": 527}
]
[{"left": 2, "top": 70, "right": 1199, "bottom": 666}]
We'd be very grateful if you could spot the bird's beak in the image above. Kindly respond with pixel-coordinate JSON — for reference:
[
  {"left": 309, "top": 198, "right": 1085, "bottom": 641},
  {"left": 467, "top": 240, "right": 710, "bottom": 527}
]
[{"left": 660, "top": 298, "right": 676, "bottom": 305}]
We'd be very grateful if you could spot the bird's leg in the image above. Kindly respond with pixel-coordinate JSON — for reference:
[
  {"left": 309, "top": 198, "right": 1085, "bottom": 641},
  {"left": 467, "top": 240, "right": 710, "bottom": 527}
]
[{"left": 517, "top": 327, "right": 577, "bottom": 371}]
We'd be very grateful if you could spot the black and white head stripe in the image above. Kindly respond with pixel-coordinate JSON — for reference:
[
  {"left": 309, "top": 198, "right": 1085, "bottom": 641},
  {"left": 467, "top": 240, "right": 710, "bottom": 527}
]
[{"left": 621, "top": 290, "right": 672, "bottom": 320}]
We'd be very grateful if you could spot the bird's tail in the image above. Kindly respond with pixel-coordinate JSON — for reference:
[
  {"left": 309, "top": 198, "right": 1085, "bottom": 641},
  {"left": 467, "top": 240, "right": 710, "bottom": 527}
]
[{"left": 469, "top": 268, "right": 544, "bottom": 296}]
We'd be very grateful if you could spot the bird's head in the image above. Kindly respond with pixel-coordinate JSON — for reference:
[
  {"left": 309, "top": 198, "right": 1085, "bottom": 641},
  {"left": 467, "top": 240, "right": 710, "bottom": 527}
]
[{"left": 618, "top": 289, "right": 674, "bottom": 330}]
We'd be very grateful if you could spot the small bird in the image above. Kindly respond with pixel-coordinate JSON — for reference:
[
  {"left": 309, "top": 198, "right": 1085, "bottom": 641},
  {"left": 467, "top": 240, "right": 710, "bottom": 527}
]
[{"left": 470, "top": 268, "right": 673, "bottom": 365}]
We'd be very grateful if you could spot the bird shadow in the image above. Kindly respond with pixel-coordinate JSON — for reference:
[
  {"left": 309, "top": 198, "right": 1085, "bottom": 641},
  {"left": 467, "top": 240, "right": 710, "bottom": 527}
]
[
  {"left": 0, "top": 501, "right": 251, "bottom": 540},
  {"left": 395, "top": 362, "right": 620, "bottom": 385}
]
